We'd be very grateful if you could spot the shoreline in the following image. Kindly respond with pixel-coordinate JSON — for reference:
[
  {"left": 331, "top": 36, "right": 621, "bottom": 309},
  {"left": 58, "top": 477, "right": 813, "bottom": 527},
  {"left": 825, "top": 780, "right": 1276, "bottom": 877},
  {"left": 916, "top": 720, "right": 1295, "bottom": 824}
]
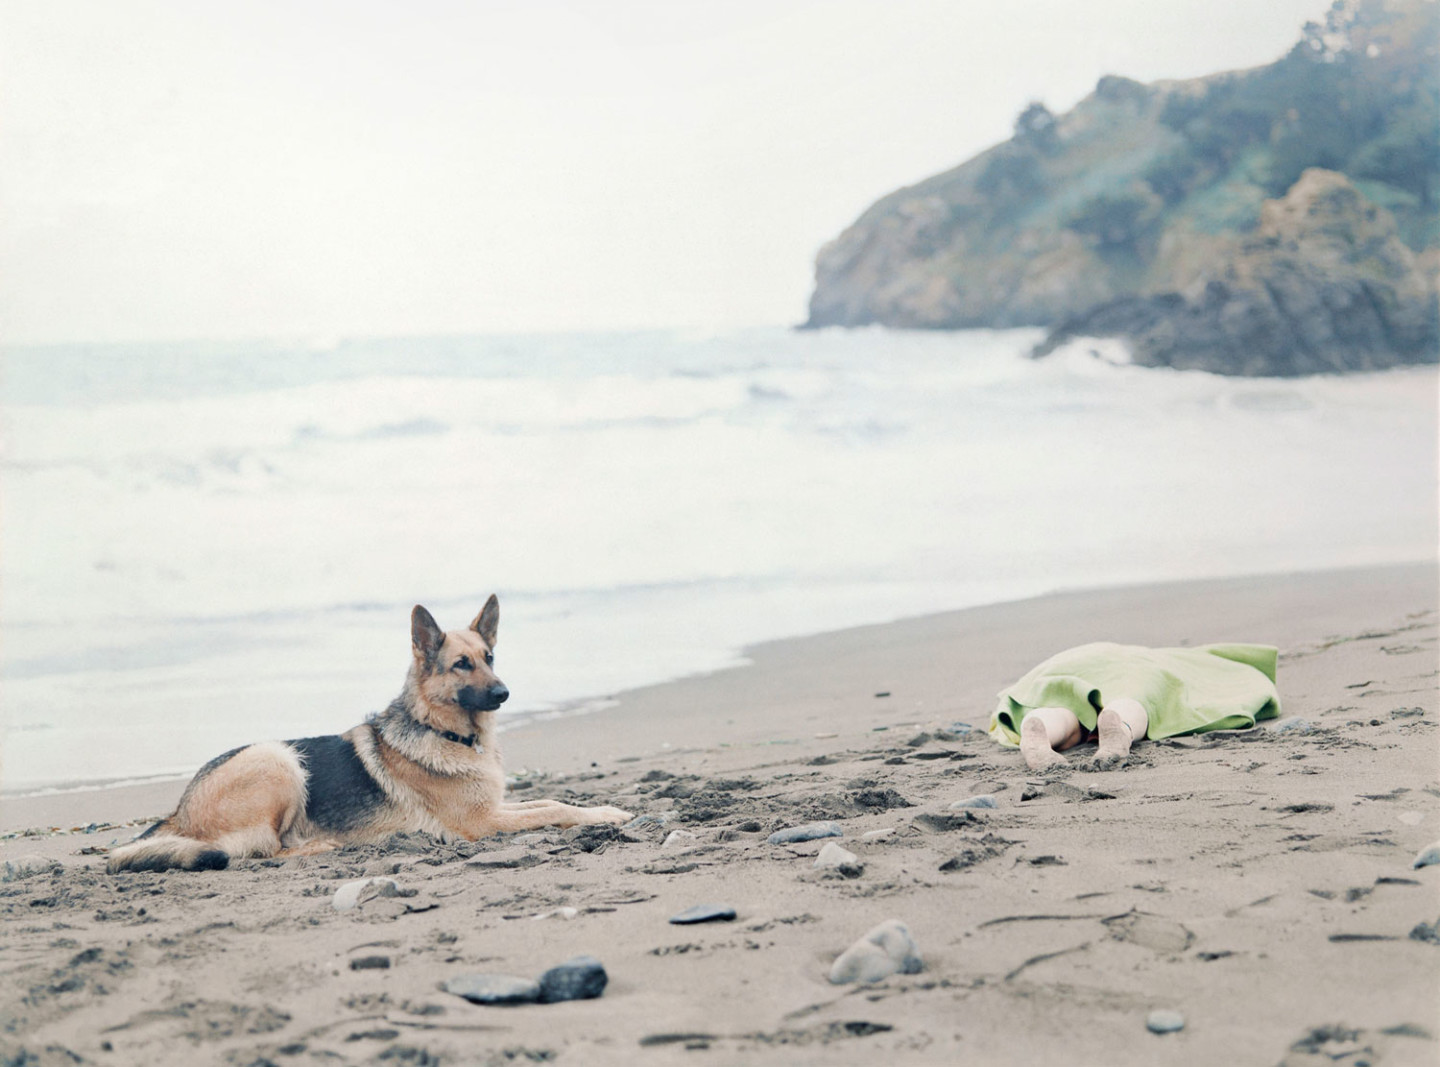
[
  {"left": 4, "top": 560, "right": 1432, "bottom": 829},
  {"left": 3, "top": 560, "right": 1437, "bottom": 1066}
]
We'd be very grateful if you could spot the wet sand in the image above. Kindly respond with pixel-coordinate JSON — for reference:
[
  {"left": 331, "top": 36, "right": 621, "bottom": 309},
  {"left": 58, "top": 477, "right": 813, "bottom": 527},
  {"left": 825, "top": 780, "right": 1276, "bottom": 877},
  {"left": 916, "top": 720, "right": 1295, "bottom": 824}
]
[{"left": 3, "top": 563, "right": 1437, "bottom": 1066}]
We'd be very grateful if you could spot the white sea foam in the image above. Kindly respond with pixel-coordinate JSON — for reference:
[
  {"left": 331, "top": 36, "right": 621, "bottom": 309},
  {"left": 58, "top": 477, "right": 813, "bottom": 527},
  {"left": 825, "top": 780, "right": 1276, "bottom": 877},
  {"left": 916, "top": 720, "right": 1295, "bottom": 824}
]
[{"left": 2, "top": 327, "right": 1435, "bottom": 791}]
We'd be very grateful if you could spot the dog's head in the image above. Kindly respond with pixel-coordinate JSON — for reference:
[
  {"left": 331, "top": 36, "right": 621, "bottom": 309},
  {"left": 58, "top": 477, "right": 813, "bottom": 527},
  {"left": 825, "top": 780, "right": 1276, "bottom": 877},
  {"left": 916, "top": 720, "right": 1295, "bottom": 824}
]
[{"left": 410, "top": 597, "right": 509, "bottom": 718}]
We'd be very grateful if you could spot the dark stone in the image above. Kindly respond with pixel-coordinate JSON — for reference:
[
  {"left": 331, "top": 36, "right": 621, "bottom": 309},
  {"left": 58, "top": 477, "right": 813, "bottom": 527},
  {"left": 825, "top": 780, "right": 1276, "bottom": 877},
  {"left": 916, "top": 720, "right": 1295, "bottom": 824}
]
[
  {"left": 670, "top": 904, "right": 738, "bottom": 925},
  {"left": 537, "top": 955, "right": 607, "bottom": 1002},
  {"left": 350, "top": 955, "right": 391, "bottom": 970}
]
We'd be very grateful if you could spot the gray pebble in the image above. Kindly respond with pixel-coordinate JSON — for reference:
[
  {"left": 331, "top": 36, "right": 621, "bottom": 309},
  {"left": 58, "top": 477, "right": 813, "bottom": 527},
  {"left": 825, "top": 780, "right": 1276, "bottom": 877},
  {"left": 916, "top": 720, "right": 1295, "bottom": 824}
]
[
  {"left": 538, "top": 955, "right": 608, "bottom": 1002},
  {"left": 950, "top": 795, "right": 998, "bottom": 810},
  {"left": 443, "top": 973, "right": 541, "bottom": 1005},
  {"left": 767, "top": 821, "right": 843, "bottom": 845},
  {"left": 934, "top": 722, "right": 975, "bottom": 740},
  {"left": 1412, "top": 842, "right": 1440, "bottom": 869},
  {"left": 1146, "top": 1010, "right": 1185, "bottom": 1034},
  {"left": 1271, "top": 718, "right": 1316, "bottom": 734},
  {"left": 349, "top": 955, "right": 391, "bottom": 970},
  {"left": 662, "top": 830, "right": 699, "bottom": 849},
  {"left": 332, "top": 877, "right": 402, "bottom": 911},
  {"left": 814, "top": 842, "right": 860, "bottom": 870},
  {"left": 670, "top": 904, "right": 737, "bottom": 925},
  {"left": 828, "top": 918, "right": 922, "bottom": 984}
]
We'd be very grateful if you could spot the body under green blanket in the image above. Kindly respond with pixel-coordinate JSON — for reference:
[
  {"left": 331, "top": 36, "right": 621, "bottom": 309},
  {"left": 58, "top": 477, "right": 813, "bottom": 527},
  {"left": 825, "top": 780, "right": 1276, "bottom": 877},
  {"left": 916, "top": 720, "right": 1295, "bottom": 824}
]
[{"left": 990, "top": 642, "right": 1281, "bottom": 747}]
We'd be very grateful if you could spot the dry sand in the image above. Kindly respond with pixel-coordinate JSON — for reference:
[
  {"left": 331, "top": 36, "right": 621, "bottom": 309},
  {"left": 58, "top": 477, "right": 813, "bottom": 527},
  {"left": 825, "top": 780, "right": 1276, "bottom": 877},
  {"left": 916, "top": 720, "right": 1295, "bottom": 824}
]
[{"left": 3, "top": 563, "right": 1437, "bottom": 1066}]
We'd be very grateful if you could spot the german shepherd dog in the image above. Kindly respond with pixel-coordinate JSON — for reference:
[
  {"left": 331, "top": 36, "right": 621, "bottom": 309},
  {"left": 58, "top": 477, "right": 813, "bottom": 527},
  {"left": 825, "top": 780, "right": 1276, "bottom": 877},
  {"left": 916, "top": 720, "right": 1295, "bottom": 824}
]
[{"left": 107, "top": 597, "right": 633, "bottom": 873}]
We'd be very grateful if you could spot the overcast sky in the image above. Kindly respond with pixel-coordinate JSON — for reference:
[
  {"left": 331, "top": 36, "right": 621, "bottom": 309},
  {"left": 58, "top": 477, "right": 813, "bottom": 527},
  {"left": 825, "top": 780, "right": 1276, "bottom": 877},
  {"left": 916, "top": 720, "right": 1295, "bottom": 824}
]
[{"left": 1, "top": 0, "right": 1333, "bottom": 345}]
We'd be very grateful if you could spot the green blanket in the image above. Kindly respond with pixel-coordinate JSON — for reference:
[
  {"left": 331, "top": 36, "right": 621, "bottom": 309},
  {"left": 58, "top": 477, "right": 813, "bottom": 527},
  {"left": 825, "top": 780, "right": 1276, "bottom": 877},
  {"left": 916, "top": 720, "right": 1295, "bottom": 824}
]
[{"left": 990, "top": 642, "right": 1281, "bottom": 747}]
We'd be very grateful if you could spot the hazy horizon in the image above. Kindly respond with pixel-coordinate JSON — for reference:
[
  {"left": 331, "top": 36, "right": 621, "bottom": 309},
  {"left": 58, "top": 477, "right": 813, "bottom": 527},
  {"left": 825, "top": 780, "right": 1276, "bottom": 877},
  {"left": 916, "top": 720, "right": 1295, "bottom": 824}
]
[{"left": 4, "top": 0, "right": 1333, "bottom": 346}]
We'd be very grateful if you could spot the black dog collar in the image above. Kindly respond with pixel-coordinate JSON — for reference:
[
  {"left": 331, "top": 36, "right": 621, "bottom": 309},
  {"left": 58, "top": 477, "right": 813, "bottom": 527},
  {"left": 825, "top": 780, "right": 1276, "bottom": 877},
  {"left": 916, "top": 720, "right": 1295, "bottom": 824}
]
[{"left": 428, "top": 724, "right": 483, "bottom": 750}]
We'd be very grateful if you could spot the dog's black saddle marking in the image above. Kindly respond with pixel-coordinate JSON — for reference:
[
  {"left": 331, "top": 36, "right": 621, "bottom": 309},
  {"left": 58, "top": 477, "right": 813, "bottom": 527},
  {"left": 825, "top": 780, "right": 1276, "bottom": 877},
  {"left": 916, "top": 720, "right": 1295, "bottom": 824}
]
[{"left": 290, "top": 735, "right": 389, "bottom": 832}]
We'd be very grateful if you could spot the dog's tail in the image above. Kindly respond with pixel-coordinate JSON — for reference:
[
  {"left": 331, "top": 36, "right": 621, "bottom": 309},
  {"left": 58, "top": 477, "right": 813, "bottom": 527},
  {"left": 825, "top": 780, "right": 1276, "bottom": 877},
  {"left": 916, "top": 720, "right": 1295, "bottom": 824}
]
[{"left": 106, "top": 825, "right": 230, "bottom": 873}]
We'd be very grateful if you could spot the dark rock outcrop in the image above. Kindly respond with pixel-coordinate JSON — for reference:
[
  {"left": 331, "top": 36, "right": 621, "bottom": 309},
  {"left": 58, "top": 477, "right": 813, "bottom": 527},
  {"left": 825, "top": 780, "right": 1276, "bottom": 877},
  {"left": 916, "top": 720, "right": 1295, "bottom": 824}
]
[
  {"left": 805, "top": 0, "right": 1439, "bottom": 375},
  {"left": 1035, "top": 170, "right": 1439, "bottom": 375}
]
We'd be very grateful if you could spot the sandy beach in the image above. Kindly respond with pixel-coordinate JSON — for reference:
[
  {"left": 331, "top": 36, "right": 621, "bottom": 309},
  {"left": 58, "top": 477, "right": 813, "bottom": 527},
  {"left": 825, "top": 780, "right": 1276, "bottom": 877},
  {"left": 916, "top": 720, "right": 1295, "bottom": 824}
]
[{"left": 3, "top": 562, "right": 1437, "bottom": 1066}]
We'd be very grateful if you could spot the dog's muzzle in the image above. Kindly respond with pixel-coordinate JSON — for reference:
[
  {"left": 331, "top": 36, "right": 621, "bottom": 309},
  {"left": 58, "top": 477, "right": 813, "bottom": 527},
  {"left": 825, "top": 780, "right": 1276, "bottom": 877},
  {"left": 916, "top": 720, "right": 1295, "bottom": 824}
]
[{"left": 457, "top": 683, "right": 509, "bottom": 711}]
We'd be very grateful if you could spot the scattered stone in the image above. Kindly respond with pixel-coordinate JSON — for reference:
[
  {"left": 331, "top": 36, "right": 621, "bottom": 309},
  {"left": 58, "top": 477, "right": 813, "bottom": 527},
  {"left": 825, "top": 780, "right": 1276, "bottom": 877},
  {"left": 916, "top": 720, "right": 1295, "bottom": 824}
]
[
  {"left": 950, "top": 795, "right": 998, "bottom": 810},
  {"left": 874, "top": 692, "right": 891, "bottom": 699},
  {"left": 2, "top": 854, "right": 62, "bottom": 882},
  {"left": 466, "top": 847, "right": 543, "bottom": 870},
  {"left": 538, "top": 955, "right": 607, "bottom": 1002},
  {"left": 814, "top": 842, "right": 862, "bottom": 873},
  {"left": 333, "top": 878, "right": 403, "bottom": 911},
  {"left": 513, "top": 833, "right": 557, "bottom": 846},
  {"left": 443, "top": 974, "right": 541, "bottom": 1005},
  {"left": 935, "top": 722, "right": 974, "bottom": 740},
  {"left": 768, "top": 822, "right": 843, "bottom": 845},
  {"left": 350, "top": 955, "right": 391, "bottom": 970},
  {"left": 906, "top": 732, "right": 934, "bottom": 747},
  {"left": 1411, "top": 842, "right": 1440, "bottom": 869},
  {"left": 532, "top": 907, "right": 579, "bottom": 921},
  {"left": 1271, "top": 718, "right": 1316, "bottom": 734},
  {"left": 670, "top": 904, "right": 737, "bottom": 925},
  {"left": 1146, "top": 1010, "right": 1185, "bottom": 1034},
  {"left": 662, "top": 830, "right": 699, "bottom": 849},
  {"left": 639, "top": 1033, "right": 720, "bottom": 1047},
  {"left": 1408, "top": 917, "right": 1440, "bottom": 944},
  {"left": 828, "top": 919, "right": 923, "bottom": 984},
  {"left": 860, "top": 828, "right": 896, "bottom": 841},
  {"left": 1392, "top": 707, "right": 1425, "bottom": 719},
  {"left": 814, "top": 731, "right": 838, "bottom": 739}
]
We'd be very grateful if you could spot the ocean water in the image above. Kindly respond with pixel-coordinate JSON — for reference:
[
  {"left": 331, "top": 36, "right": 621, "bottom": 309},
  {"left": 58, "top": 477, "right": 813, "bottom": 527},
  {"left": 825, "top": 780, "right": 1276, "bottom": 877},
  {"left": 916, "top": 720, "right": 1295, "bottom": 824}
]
[{"left": 2, "top": 327, "right": 1435, "bottom": 793}]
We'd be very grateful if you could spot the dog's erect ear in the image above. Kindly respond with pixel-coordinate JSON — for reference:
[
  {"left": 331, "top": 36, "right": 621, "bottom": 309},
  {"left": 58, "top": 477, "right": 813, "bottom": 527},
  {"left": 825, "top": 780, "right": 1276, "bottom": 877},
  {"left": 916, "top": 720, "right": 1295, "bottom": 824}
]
[
  {"left": 411, "top": 605, "right": 445, "bottom": 666},
  {"left": 471, "top": 594, "right": 499, "bottom": 648}
]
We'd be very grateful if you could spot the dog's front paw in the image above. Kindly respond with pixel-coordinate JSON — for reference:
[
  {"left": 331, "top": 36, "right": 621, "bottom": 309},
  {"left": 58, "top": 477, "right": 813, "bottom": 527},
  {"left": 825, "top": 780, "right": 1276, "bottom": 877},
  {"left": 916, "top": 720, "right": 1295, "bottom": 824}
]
[{"left": 589, "top": 805, "right": 634, "bottom": 825}]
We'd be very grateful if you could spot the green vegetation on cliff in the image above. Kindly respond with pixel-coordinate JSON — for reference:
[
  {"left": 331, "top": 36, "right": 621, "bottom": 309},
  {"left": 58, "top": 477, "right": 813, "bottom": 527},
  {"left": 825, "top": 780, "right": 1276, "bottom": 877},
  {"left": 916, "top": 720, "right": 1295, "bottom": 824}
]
[{"left": 806, "top": 0, "right": 1438, "bottom": 374}]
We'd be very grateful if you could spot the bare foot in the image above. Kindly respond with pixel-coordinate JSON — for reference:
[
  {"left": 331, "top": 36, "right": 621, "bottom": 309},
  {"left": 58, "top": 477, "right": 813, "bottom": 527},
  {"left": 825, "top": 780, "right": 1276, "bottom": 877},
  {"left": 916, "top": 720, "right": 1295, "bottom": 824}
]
[
  {"left": 1020, "top": 715, "right": 1066, "bottom": 772},
  {"left": 1091, "top": 708, "right": 1133, "bottom": 770}
]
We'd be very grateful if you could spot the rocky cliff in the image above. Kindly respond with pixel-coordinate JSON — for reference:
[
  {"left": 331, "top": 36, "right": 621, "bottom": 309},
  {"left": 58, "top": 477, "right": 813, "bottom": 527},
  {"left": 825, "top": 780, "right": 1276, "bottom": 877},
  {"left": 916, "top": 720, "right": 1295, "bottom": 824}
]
[{"left": 805, "top": 0, "right": 1438, "bottom": 375}]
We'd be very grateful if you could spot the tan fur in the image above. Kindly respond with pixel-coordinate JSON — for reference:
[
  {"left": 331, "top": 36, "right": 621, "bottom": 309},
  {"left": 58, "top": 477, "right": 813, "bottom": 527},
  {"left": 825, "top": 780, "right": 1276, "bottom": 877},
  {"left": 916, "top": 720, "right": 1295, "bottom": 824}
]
[{"left": 107, "top": 598, "right": 632, "bottom": 874}]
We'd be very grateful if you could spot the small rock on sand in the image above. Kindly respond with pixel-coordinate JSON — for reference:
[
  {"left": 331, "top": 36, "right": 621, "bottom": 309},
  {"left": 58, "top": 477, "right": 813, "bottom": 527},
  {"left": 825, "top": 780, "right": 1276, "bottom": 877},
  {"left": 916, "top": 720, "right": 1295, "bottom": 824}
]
[
  {"left": 950, "top": 795, "right": 998, "bottom": 810},
  {"left": 670, "top": 904, "right": 737, "bottom": 925},
  {"left": 466, "top": 847, "right": 543, "bottom": 870},
  {"left": 443, "top": 974, "right": 541, "bottom": 1005},
  {"left": 1271, "top": 718, "right": 1316, "bottom": 734},
  {"left": 1412, "top": 842, "right": 1440, "bottom": 869},
  {"left": 828, "top": 919, "right": 922, "bottom": 984},
  {"left": 2, "top": 854, "right": 62, "bottom": 882},
  {"left": 533, "top": 907, "right": 580, "bottom": 921},
  {"left": 538, "top": 955, "right": 608, "bottom": 1002},
  {"left": 1146, "top": 1010, "right": 1185, "bottom": 1034},
  {"left": 662, "top": 830, "right": 699, "bottom": 849},
  {"left": 860, "top": 828, "right": 895, "bottom": 841},
  {"left": 814, "top": 842, "right": 861, "bottom": 871},
  {"left": 332, "top": 877, "right": 402, "bottom": 911},
  {"left": 768, "top": 821, "right": 843, "bottom": 845}
]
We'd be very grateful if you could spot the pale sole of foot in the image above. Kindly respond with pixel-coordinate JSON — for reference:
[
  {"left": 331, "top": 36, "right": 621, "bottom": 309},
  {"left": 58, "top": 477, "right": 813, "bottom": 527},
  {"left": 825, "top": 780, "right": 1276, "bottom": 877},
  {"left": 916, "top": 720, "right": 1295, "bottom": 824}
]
[{"left": 1020, "top": 715, "right": 1067, "bottom": 772}]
